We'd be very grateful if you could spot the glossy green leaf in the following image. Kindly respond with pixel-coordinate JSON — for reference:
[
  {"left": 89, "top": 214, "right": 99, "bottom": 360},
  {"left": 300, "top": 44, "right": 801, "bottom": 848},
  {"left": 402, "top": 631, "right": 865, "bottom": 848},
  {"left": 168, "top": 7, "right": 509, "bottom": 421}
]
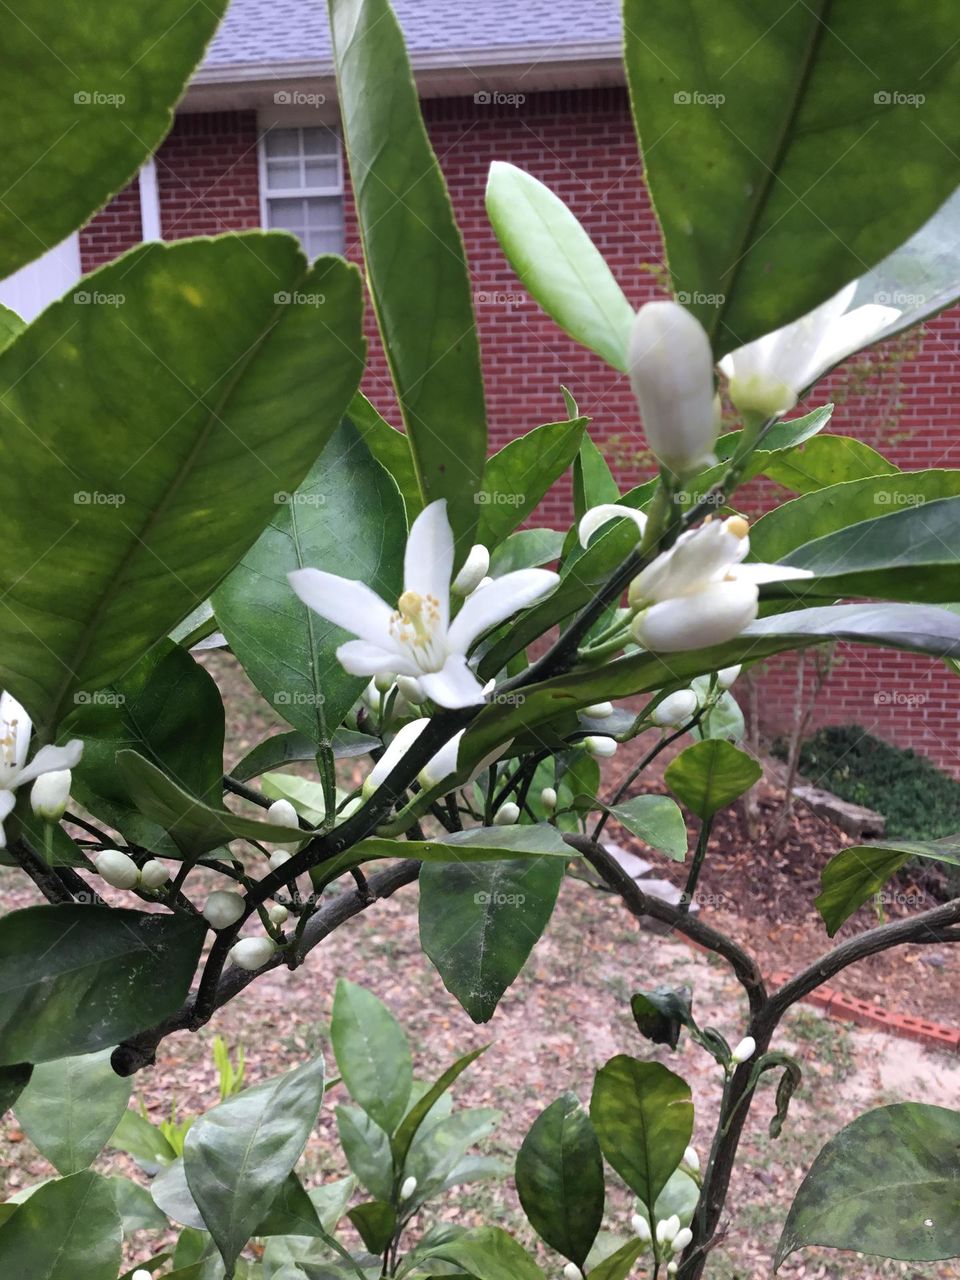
[
  {"left": 760, "top": 436, "right": 896, "bottom": 495},
  {"left": 606, "top": 794, "right": 688, "bottom": 860},
  {"left": 109, "top": 1107, "right": 177, "bottom": 1170},
  {"left": 816, "top": 837, "right": 960, "bottom": 936},
  {"left": 634, "top": 1167, "right": 700, "bottom": 1229},
  {"left": 261, "top": 772, "right": 331, "bottom": 827},
  {"left": 0, "top": 905, "right": 205, "bottom": 1065},
  {"left": 422, "top": 1226, "right": 545, "bottom": 1280},
  {"left": 335, "top": 1105, "right": 394, "bottom": 1202},
  {"left": 777, "top": 1103, "right": 960, "bottom": 1267},
  {"left": 587, "top": 1238, "right": 646, "bottom": 1280},
  {"left": 255, "top": 1173, "right": 324, "bottom": 1239},
  {"left": 110, "top": 1174, "right": 171, "bottom": 1233},
  {"left": 117, "top": 750, "right": 316, "bottom": 857},
  {"left": 477, "top": 417, "right": 586, "bottom": 547},
  {"left": 183, "top": 1055, "right": 326, "bottom": 1274},
  {"left": 516, "top": 1092, "right": 604, "bottom": 1266},
  {"left": 233, "top": 729, "right": 379, "bottom": 782},
  {"left": 331, "top": 980, "right": 412, "bottom": 1135},
  {"left": 15, "top": 1049, "right": 131, "bottom": 1174},
  {"left": 665, "top": 741, "right": 761, "bottom": 819},
  {"left": 0, "top": 0, "right": 227, "bottom": 275},
  {"left": 356, "top": 821, "right": 573, "bottom": 869},
  {"left": 392, "top": 1046, "right": 487, "bottom": 1173},
  {"left": 489, "top": 529, "right": 565, "bottom": 576},
  {"left": 0, "top": 304, "right": 24, "bottom": 351},
  {"left": 214, "top": 421, "right": 405, "bottom": 743},
  {"left": 624, "top": 0, "right": 960, "bottom": 355},
  {"left": 329, "top": 0, "right": 486, "bottom": 550},
  {"left": 347, "top": 1201, "right": 396, "bottom": 1254},
  {"left": 0, "top": 1170, "right": 121, "bottom": 1279},
  {"left": 573, "top": 432, "right": 620, "bottom": 522},
  {"left": 0, "top": 1064, "right": 32, "bottom": 1120},
  {"left": 65, "top": 641, "right": 224, "bottom": 858},
  {"left": 590, "top": 1056, "right": 693, "bottom": 1213},
  {"left": 486, "top": 162, "right": 635, "bottom": 370},
  {"left": 0, "top": 239, "right": 364, "bottom": 736},
  {"left": 419, "top": 857, "right": 564, "bottom": 1023},
  {"left": 347, "top": 392, "right": 420, "bottom": 521},
  {"left": 630, "top": 986, "right": 693, "bottom": 1050}
]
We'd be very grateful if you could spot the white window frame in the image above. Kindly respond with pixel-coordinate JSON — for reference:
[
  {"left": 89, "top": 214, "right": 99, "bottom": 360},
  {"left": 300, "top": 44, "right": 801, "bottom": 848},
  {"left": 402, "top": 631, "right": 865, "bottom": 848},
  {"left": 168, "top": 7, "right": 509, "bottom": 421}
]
[{"left": 257, "top": 113, "right": 346, "bottom": 257}]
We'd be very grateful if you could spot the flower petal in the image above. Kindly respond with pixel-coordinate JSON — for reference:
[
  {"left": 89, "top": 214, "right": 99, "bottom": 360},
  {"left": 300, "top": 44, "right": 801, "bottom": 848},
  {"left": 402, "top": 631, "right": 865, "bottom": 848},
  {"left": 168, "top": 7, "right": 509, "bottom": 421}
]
[
  {"left": 12, "top": 739, "right": 83, "bottom": 789},
  {"left": 809, "top": 302, "right": 900, "bottom": 384},
  {"left": 363, "top": 717, "right": 430, "bottom": 793},
  {"left": 0, "top": 691, "right": 31, "bottom": 783},
  {"left": 336, "top": 640, "right": 420, "bottom": 678},
  {"left": 578, "top": 504, "right": 648, "bottom": 549},
  {"left": 289, "top": 568, "right": 396, "bottom": 648},
  {"left": 0, "top": 789, "right": 15, "bottom": 848},
  {"left": 731, "top": 563, "right": 814, "bottom": 585},
  {"left": 447, "top": 569, "right": 559, "bottom": 652},
  {"left": 404, "top": 499, "right": 454, "bottom": 627},
  {"left": 418, "top": 654, "right": 487, "bottom": 709},
  {"left": 633, "top": 581, "right": 758, "bottom": 652}
]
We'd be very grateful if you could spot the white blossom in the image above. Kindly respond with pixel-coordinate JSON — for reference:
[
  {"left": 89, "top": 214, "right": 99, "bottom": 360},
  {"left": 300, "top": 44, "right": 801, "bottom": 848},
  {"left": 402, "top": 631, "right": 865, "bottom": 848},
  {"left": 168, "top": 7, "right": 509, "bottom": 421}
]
[
  {"left": 0, "top": 692, "right": 82, "bottom": 848},
  {"left": 652, "top": 689, "right": 699, "bottom": 727},
  {"left": 229, "top": 936, "right": 277, "bottom": 971}
]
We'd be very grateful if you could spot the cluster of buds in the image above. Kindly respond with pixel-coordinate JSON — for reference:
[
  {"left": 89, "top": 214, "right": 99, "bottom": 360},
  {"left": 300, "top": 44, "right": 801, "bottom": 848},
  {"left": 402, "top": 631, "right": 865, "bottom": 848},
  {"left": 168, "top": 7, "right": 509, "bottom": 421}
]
[
  {"left": 630, "top": 1210, "right": 693, "bottom": 1270},
  {"left": 92, "top": 849, "right": 169, "bottom": 891},
  {"left": 652, "top": 664, "right": 740, "bottom": 728}
]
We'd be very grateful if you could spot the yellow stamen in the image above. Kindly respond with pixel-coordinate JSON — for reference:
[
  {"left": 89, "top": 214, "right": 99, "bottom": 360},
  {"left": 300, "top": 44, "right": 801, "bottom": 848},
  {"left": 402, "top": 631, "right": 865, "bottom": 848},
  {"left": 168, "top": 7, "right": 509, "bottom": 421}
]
[{"left": 726, "top": 516, "right": 749, "bottom": 539}]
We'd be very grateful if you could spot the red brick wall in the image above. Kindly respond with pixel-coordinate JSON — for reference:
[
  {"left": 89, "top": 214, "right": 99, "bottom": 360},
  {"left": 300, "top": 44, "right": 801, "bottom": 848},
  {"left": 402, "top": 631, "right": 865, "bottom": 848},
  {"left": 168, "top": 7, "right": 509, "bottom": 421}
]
[{"left": 79, "top": 90, "right": 960, "bottom": 774}]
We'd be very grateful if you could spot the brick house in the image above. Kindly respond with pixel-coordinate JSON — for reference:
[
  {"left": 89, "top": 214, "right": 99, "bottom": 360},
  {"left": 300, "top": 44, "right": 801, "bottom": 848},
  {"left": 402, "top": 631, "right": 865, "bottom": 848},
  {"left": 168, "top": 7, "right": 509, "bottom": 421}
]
[{"left": 16, "top": 0, "right": 960, "bottom": 772}]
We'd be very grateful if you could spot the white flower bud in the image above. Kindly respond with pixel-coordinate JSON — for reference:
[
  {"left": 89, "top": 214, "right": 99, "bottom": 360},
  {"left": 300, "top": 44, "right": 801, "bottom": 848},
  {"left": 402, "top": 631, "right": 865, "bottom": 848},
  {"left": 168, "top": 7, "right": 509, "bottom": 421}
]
[
  {"left": 716, "top": 664, "right": 741, "bottom": 690},
  {"left": 203, "top": 889, "right": 246, "bottom": 929},
  {"left": 657, "top": 1214, "right": 681, "bottom": 1246},
  {"left": 493, "top": 801, "right": 520, "bottom": 826},
  {"left": 584, "top": 735, "right": 617, "bottom": 759},
  {"left": 578, "top": 505, "right": 647, "bottom": 549},
  {"left": 632, "top": 580, "right": 759, "bottom": 653},
  {"left": 374, "top": 670, "right": 395, "bottom": 693},
  {"left": 631, "top": 1213, "right": 652, "bottom": 1243},
  {"left": 667, "top": 1264, "right": 678, "bottom": 1277},
  {"left": 229, "top": 936, "right": 277, "bottom": 971},
  {"left": 268, "top": 903, "right": 289, "bottom": 926},
  {"left": 731, "top": 1035, "right": 757, "bottom": 1065},
  {"left": 267, "top": 798, "right": 301, "bottom": 850},
  {"left": 269, "top": 850, "right": 293, "bottom": 871},
  {"left": 672, "top": 1227, "right": 693, "bottom": 1253},
  {"left": 583, "top": 701, "right": 614, "bottom": 719},
  {"left": 94, "top": 849, "right": 139, "bottom": 890},
  {"left": 652, "top": 689, "right": 699, "bottom": 728},
  {"left": 540, "top": 786, "right": 558, "bottom": 811},
  {"left": 400, "top": 1175, "right": 418, "bottom": 1200},
  {"left": 139, "top": 859, "right": 169, "bottom": 890},
  {"left": 682, "top": 1145, "right": 700, "bottom": 1173},
  {"left": 563, "top": 1265, "right": 581, "bottom": 1280},
  {"left": 628, "top": 301, "right": 718, "bottom": 477},
  {"left": 452, "top": 544, "right": 490, "bottom": 596},
  {"left": 29, "top": 769, "right": 71, "bottom": 822},
  {"left": 132, "top": 1271, "right": 153, "bottom": 1280},
  {"left": 396, "top": 675, "right": 423, "bottom": 705}
]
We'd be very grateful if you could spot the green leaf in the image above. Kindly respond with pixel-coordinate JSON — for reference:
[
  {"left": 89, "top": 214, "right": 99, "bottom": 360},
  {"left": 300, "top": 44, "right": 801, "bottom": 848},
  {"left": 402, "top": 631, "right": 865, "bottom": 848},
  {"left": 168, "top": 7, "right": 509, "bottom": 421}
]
[
  {"left": 357, "top": 822, "right": 573, "bottom": 868},
  {"left": 347, "top": 1201, "right": 396, "bottom": 1255},
  {"left": 760, "top": 436, "right": 896, "bottom": 495},
  {"left": 633, "top": 1167, "right": 701, "bottom": 1229},
  {"left": 486, "top": 162, "right": 635, "bottom": 371},
  {"left": 776, "top": 1103, "right": 960, "bottom": 1267},
  {"left": 515, "top": 1092, "right": 604, "bottom": 1267},
  {"left": 65, "top": 641, "right": 224, "bottom": 858},
  {"left": 335, "top": 1105, "right": 394, "bottom": 1202},
  {"left": 392, "top": 1046, "right": 488, "bottom": 1174},
  {"left": 261, "top": 772, "right": 331, "bottom": 827},
  {"left": 606, "top": 795, "right": 688, "bottom": 860},
  {"left": 590, "top": 1056, "right": 693, "bottom": 1214},
  {"left": 116, "top": 750, "right": 316, "bottom": 857},
  {"left": 14, "top": 1048, "right": 132, "bottom": 1174},
  {"left": 109, "top": 1174, "right": 171, "bottom": 1233},
  {"left": 331, "top": 980, "right": 412, "bottom": 1135},
  {"left": 233, "top": 730, "right": 379, "bottom": 782},
  {"left": 816, "top": 837, "right": 960, "bottom": 936},
  {"left": 665, "top": 741, "right": 761, "bottom": 820},
  {"left": 254, "top": 1173, "right": 324, "bottom": 1238},
  {"left": 0, "top": 304, "right": 24, "bottom": 352},
  {"left": 347, "top": 392, "right": 421, "bottom": 522},
  {"left": 573, "top": 432, "right": 620, "bottom": 521},
  {"left": 0, "top": 1064, "right": 32, "bottom": 1120},
  {"left": 329, "top": 0, "right": 486, "bottom": 550},
  {"left": 422, "top": 1226, "right": 545, "bottom": 1280},
  {"left": 0, "top": 1170, "right": 121, "bottom": 1279},
  {"left": 0, "top": 0, "right": 227, "bottom": 276},
  {"left": 0, "top": 239, "right": 364, "bottom": 736},
  {"left": 630, "top": 986, "right": 693, "bottom": 1051},
  {"left": 477, "top": 417, "right": 586, "bottom": 547},
  {"left": 587, "top": 1238, "right": 646, "bottom": 1280},
  {"left": 183, "top": 1054, "right": 326, "bottom": 1275},
  {"left": 489, "top": 529, "right": 565, "bottom": 576},
  {"left": 0, "top": 905, "right": 205, "bottom": 1065},
  {"left": 624, "top": 0, "right": 960, "bottom": 355},
  {"left": 109, "top": 1107, "right": 177, "bottom": 1170},
  {"left": 419, "top": 857, "right": 564, "bottom": 1023},
  {"left": 214, "top": 421, "right": 405, "bottom": 743}
]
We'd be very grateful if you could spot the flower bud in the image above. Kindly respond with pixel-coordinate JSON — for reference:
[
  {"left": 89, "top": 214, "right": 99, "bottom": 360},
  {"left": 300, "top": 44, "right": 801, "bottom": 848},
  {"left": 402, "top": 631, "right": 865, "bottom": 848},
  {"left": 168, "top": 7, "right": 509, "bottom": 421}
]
[
  {"left": 452, "top": 544, "right": 491, "bottom": 596},
  {"left": 396, "top": 675, "right": 423, "bottom": 705},
  {"left": 563, "top": 1265, "right": 581, "bottom": 1280},
  {"left": 229, "top": 936, "right": 277, "bottom": 971},
  {"left": 682, "top": 1145, "right": 700, "bottom": 1173},
  {"left": 267, "top": 798, "right": 301, "bottom": 850},
  {"left": 400, "top": 1175, "right": 418, "bottom": 1200},
  {"left": 652, "top": 689, "right": 699, "bottom": 728},
  {"left": 631, "top": 580, "right": 759, "bottom": 653},
  {"left": 585, "top": 735, "right": 617, "bottom": 759},
  {"left": 628, "top": 301, "right": 718, "bottom": 477},
  {"left": 667, "top": 1264, "right": 678, "bottom": 1277},
  {"left": 94, "top": 849, "right": 139, "bottom": 890},
  {"left": 583, "top": 701, "right": 614, "bottom": 719},
  {"left": 631, "top": 1213, "right": 652, "bottom": 1243},
  {"left": 494, "top": 801, "right": 520, "bottom": 826},
  {"left": 269, "top": 850, "right": 293, "bottom": 871},
  {"left": 731, "top": 1035, "right": 756, "bottom": 1065},
  {"left": 132, "top": 1271, "right": 153, "bottom": 1280},
  {"left": 29, "top": 769, "right": 71, "bottom": 822},
  {"left": 672, "top": 1227, "right": 693, "bottom": 1253},
  {"left": 716, "top": 664, "right": 741, "bottom": 690},
  {"left": 540, "top": 786, "right": 558, "bottom": 811},
  {"left": 139, "top": 859, "right": 169, "bottom": 890},
  {"left": 268, "top": 903, "right": 289, "bottom": 926},
  {"left": 374, "top": 670, "right": 395, "bottom": 693},
  {"left": 203, "top": 889, "right": 246, "bottom": 929},
  {"left": 578, "top": 505, "right": 647, "bottom": 549},
  {"left": 657, "top": 1214, "right": 681, "bottom": 1245}
]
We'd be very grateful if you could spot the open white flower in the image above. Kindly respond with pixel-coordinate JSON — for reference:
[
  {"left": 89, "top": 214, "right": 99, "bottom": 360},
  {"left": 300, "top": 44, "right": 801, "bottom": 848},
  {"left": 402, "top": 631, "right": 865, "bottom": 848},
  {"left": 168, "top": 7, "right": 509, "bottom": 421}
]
[
  {"left": 290, "top": 500, "right": 558, "bottom": 709},
  {"left": 719, "top": 282, "right": 900, "bottom": 418},
  {"left": 629, "top": 516, "right": 813, "bottom": 652},
  {"left": 0, "top": 692, "right": 83, "bottom": 848},
  {"left": 362, "top": 716, "right": 510, "bottom": 797}
]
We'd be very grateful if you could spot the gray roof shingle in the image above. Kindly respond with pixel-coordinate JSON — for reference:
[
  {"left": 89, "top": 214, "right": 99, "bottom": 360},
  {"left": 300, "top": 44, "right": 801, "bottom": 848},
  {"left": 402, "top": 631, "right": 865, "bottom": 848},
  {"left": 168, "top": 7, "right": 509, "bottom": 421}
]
[{"left": 202, "top": 0, "right": 621, "bottom": 71}]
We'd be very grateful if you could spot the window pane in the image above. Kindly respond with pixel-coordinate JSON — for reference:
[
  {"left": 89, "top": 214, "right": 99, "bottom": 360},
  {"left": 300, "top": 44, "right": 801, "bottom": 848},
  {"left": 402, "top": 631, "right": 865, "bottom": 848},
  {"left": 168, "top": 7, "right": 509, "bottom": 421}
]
[
  {"left": 305, "top": 196, "right": 343, "bottom": 230},
  {"left": 301, "top": 126, "right": 338, "bottom": 156},
  {"left": 306, "top": 227, "right": 345, "bottom": 257},
  {"left": 304, "top": 157, "right": 339, "bottom": 188},
  {"left": 264, "top": 128, "right": 299, "bottom": 158},
  {"left": 267, "top": 197, "right": 307, "bottom": 232},
  {"left": 266, "top": 159, "right": 302, "bottom": 190}
]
